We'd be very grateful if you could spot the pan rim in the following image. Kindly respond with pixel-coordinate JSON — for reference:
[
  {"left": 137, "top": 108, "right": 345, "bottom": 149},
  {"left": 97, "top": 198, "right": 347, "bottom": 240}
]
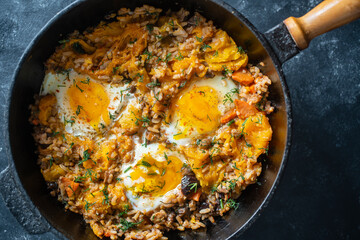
[{"left": 5, "top": 0, "right": 292, "bottom": 239}]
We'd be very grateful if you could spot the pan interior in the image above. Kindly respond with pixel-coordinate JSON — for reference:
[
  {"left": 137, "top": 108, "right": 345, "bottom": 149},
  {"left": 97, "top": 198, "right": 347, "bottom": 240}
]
[{"left": 8, "top": 0, "right": 289, "bottom": 239}]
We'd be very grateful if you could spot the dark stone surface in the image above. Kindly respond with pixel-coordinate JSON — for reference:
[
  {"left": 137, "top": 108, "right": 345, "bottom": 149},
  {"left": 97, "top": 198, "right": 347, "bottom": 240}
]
[{"left": 0, "top": 0, "right": 359, "bottom": 239}]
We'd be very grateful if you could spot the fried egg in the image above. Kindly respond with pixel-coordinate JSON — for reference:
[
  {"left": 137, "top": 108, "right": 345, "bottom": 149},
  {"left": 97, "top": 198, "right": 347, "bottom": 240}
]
[
  {"left": 40, "top": 69, "right": 130, "bottom": 138},
  {"left": 120, "top": 142, "right": 186, "bottom": 211},
  {"left": 164, "top": 74, "right": 239, "bottom": 146}
]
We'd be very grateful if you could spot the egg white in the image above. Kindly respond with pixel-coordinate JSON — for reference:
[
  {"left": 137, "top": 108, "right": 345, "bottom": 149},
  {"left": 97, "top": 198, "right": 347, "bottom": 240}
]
[
  {"left": 164, "top": 74, "right": 239, "bottom": 146},
  {"left": 120, "top": 142, "right": 186, "bottom": 212},
  {"left": 40, "top": 69, "right": 130, "bottom": 138}
]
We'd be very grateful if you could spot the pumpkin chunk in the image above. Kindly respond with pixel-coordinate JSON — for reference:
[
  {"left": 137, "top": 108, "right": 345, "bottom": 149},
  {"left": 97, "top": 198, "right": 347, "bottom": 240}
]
[
  {"left": 234, "top": 99, "right": 258, "bottom": 119},
  {"left": 60, "top": 177, "right": 80, "bottom": 198},
  {"left": 220, "top": 108, "right": 237, "bottom": 124},
  {"left": 232, "top": 68, "right": 254, "bottom": 85}
]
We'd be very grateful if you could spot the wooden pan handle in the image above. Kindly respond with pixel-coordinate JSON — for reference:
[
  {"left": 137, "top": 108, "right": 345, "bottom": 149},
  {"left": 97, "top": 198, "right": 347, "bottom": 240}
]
[{"left": 283, "top": 0, "right": 360, "bottom": 50}]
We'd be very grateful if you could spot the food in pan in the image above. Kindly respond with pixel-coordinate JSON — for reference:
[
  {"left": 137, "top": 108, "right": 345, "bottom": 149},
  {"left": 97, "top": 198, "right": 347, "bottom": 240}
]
[{"left": 30, "top": 5, "right": 273, "bottom": 239}]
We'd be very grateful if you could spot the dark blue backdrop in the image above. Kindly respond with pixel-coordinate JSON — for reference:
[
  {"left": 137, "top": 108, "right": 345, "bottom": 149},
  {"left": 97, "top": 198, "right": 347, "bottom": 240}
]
[{"left": 0, "top": 0, "right": 359, "bottom": 239}]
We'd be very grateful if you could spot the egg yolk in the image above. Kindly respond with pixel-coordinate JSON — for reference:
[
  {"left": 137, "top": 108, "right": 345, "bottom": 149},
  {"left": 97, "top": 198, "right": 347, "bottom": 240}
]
[
  {"left": 173, "top": 86, "right": 221, "bottom": 139},
  {"left": 68, "top": 78, "right": 110, "bottom": 129},
  {"left": 129, "top": 154, "right": 183, "bottom": 197}
]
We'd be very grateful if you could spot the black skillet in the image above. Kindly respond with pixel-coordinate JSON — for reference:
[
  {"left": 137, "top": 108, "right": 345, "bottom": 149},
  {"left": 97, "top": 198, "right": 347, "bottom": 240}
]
[{"left": 1, "top": 0, "right": 359, "bottom": 239}]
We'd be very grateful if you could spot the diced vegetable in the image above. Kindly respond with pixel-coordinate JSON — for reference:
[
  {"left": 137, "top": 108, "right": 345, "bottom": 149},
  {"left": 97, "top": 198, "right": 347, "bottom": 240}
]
[
  {"left": 38, "top": 95, "right": 57, "bottom": 125},
  {"left": 234, "top": 99, "right": 258, "bottom": 119},
  {"left": 232, "top": 68, "right": 254, "bottom": 85},
  {"left": 61, "top": 177, "right": 79, "bottom": 197},
  {"left": 41, "top": 164, "right": 66, "bottom": 182},
  {"left": 220, "top": 108, "right": 237, "bottom": 124},
  {"left": 191, "top": 191, "right": 202, "bottom": 201}
]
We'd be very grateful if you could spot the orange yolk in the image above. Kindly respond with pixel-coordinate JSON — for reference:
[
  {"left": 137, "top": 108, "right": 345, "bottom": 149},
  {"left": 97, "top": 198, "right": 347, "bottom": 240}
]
[
  {"left": 174, "top": 86, "right": 221, "bottom": 139},
  {"left": 67, "top": 78, "right": 110, "bottom": 129},
  {"left": 130, "top": 154, "right": 183, "bottom": 197}
]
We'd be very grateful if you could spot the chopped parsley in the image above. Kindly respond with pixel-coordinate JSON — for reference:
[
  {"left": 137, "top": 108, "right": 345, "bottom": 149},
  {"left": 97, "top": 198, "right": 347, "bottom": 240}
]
[
  {"left": 175, "top": 52, "right": 184, "bottom": 60},
  {"left": 64, "top": 142, "right": 74, "bottom": 154},
  {"left": 113, "top": 66, "right": 119, "bottom": 75},
  {"left": 178, "top": 81, "right": 186, "bottom": 89},
  {"left": 163, "top": 53, "right": 172, "bottom": 63},
  {"left": 201, "top": 43, "right": 212, "bottom": 51},
  {"left": 49, "top": 157, "right": 53, "bottom": 168},
  {"left": 195, "top": 36, "right": 203, "bottom": 42},
  {"left": 226, "top": 198, "right": 239, "bottom": 210},
  {"left": 132, "top": 113, "right": 150, "bottom": 127},
  {"left": 80, "top": 77, "right": 90, "bottom": 84},
  {"left": 84, "top": 200, "right": 95, "bottom": 212},
  {"left": 77, "top": 149, "right": 91, "bottom": 166},
  {"left": 220, "top": 199, "right": 224, "bottom": 209},
  {"left": 118, "top": 204, "right": 129, "bottom": 217},
  {"left": 146, "top": 80, "right": 161, "bottom": 88},
  {"left": 85, "top": 169, "right": 97, "bottom": 182},
  {"left": 155, "top": 181, "right": 166, "bottom": 190},
  {"left": 58, "top": 39, "right": 69, "bottom": 45},
  {"left": 143, "top": 49, "right": 153, "bottom": 61},
  {"left": 101, "top": 185, "right": 109, "bottom": 205},
  {"left": 142, "top": 138, "right": 148, "bottom": 148},
  {"left": 146, "top": 24, "right": 154, "bottom": 33},
  {"left": 189, "top": 182, "right": 198, "bottom": 193},
  {"left": 64, "top": 117, "right": 75, "bottom": 126},
  {"left": 135, "top": 73, "right": 144, "bottom": 82},
  {"left": 164, "top": 152, "right": 171, "bottom": 164},
  {"left": 124, "top": 166, "right": 132, "bottom": 173},
  {"left": 232, "top": 162, "right": 240, "bottom": 171},
  {"left": 74, "top": 176, "right": 86, "bottom": 183},
  {"left": 258, "top": 147, "right": 269, "bottom": 155},
  {"left": 140, "top": 160, "right": 151, "bottom": 167},
  {"left": 227, "top": 119, "right": 235, "bottom": 126},
  {"left": 129, "top": 38, "right": 137, "bottom": 44},
  {"left": 222, "top": 65, "right": 233, "bottom": 77},
  {"left": 223, "top": 88, "right": 239, "bottom": 104},
  {"left": 76, "top": 105, "right": 83, "bottom": 115},
  {"left": 109, "top": 112, "right": 115, "bottom": 120},
  {"left": 237, "top": 46, "right": 245, "bottom": 54},
  {"left": 255, "top": 95, "right": 266, "bottom": 111},
  {"left": 75, "top": 84, "right": 84, "bottom": 93},
  {"left": 118, "top": 219, "right": 142, "bottom": 232}
]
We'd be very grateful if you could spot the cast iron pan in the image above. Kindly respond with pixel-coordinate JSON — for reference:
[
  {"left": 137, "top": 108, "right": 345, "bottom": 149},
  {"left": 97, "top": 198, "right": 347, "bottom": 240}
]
[{"left": 1, "top": 0, "right": 359, "bottom": 239}]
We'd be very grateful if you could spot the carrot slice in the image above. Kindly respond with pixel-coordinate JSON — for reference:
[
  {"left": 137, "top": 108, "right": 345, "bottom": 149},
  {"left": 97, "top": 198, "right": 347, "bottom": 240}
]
[
  {"left": 234, "top": 99, "right": 258, "bottom": 119},
  {"left": 192, "top": 191, "right": 202, "bottom": 202},
  {"left": 232, "top": 68, "right": 254, "bottom": 85},
  {"left": 61, "top": 177, "right": 79, "bottom": 197},
  {"left": 220, "top": 108, "right": 237, "bottom": 124}
]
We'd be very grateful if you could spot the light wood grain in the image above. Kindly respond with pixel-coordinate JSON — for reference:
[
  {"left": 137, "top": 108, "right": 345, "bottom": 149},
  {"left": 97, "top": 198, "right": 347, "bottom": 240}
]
[{"left": 284, "top": 0, "right": 360, "bottom": 49}]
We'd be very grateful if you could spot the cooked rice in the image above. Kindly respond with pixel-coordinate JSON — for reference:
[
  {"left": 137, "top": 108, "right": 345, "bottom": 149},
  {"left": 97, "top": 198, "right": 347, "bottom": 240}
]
[{"left": 29, "top": 5, "right": 273, "bottom": 239}]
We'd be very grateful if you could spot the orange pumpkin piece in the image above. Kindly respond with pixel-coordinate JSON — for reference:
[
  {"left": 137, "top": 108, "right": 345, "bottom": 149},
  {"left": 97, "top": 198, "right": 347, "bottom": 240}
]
[
  {"left": 191, "top": 191, "right": 202, "bottom": 202},
  {"left": 220, "top": 108, "right": 237, "bottom": 124},
  {"left": 234, "top": 99, "right": 258, "bottom": 119},
  {"left": 61, "top": 177, "right": 79, "bottom": 197},
  {"left": 232, "top": 68, "right": 254, "bottom": 85},
  {"left": 248, "top": 85, "right": 256, "bottom": 94},
  {"left": 38, "top": 95, "right": 57, "bottom": 125}
]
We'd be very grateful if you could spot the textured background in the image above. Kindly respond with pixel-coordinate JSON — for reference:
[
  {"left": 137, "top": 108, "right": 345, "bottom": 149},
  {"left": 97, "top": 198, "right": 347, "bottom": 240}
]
[{"left": 0, "top": 0, "right": 359, "bottom": 239}]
